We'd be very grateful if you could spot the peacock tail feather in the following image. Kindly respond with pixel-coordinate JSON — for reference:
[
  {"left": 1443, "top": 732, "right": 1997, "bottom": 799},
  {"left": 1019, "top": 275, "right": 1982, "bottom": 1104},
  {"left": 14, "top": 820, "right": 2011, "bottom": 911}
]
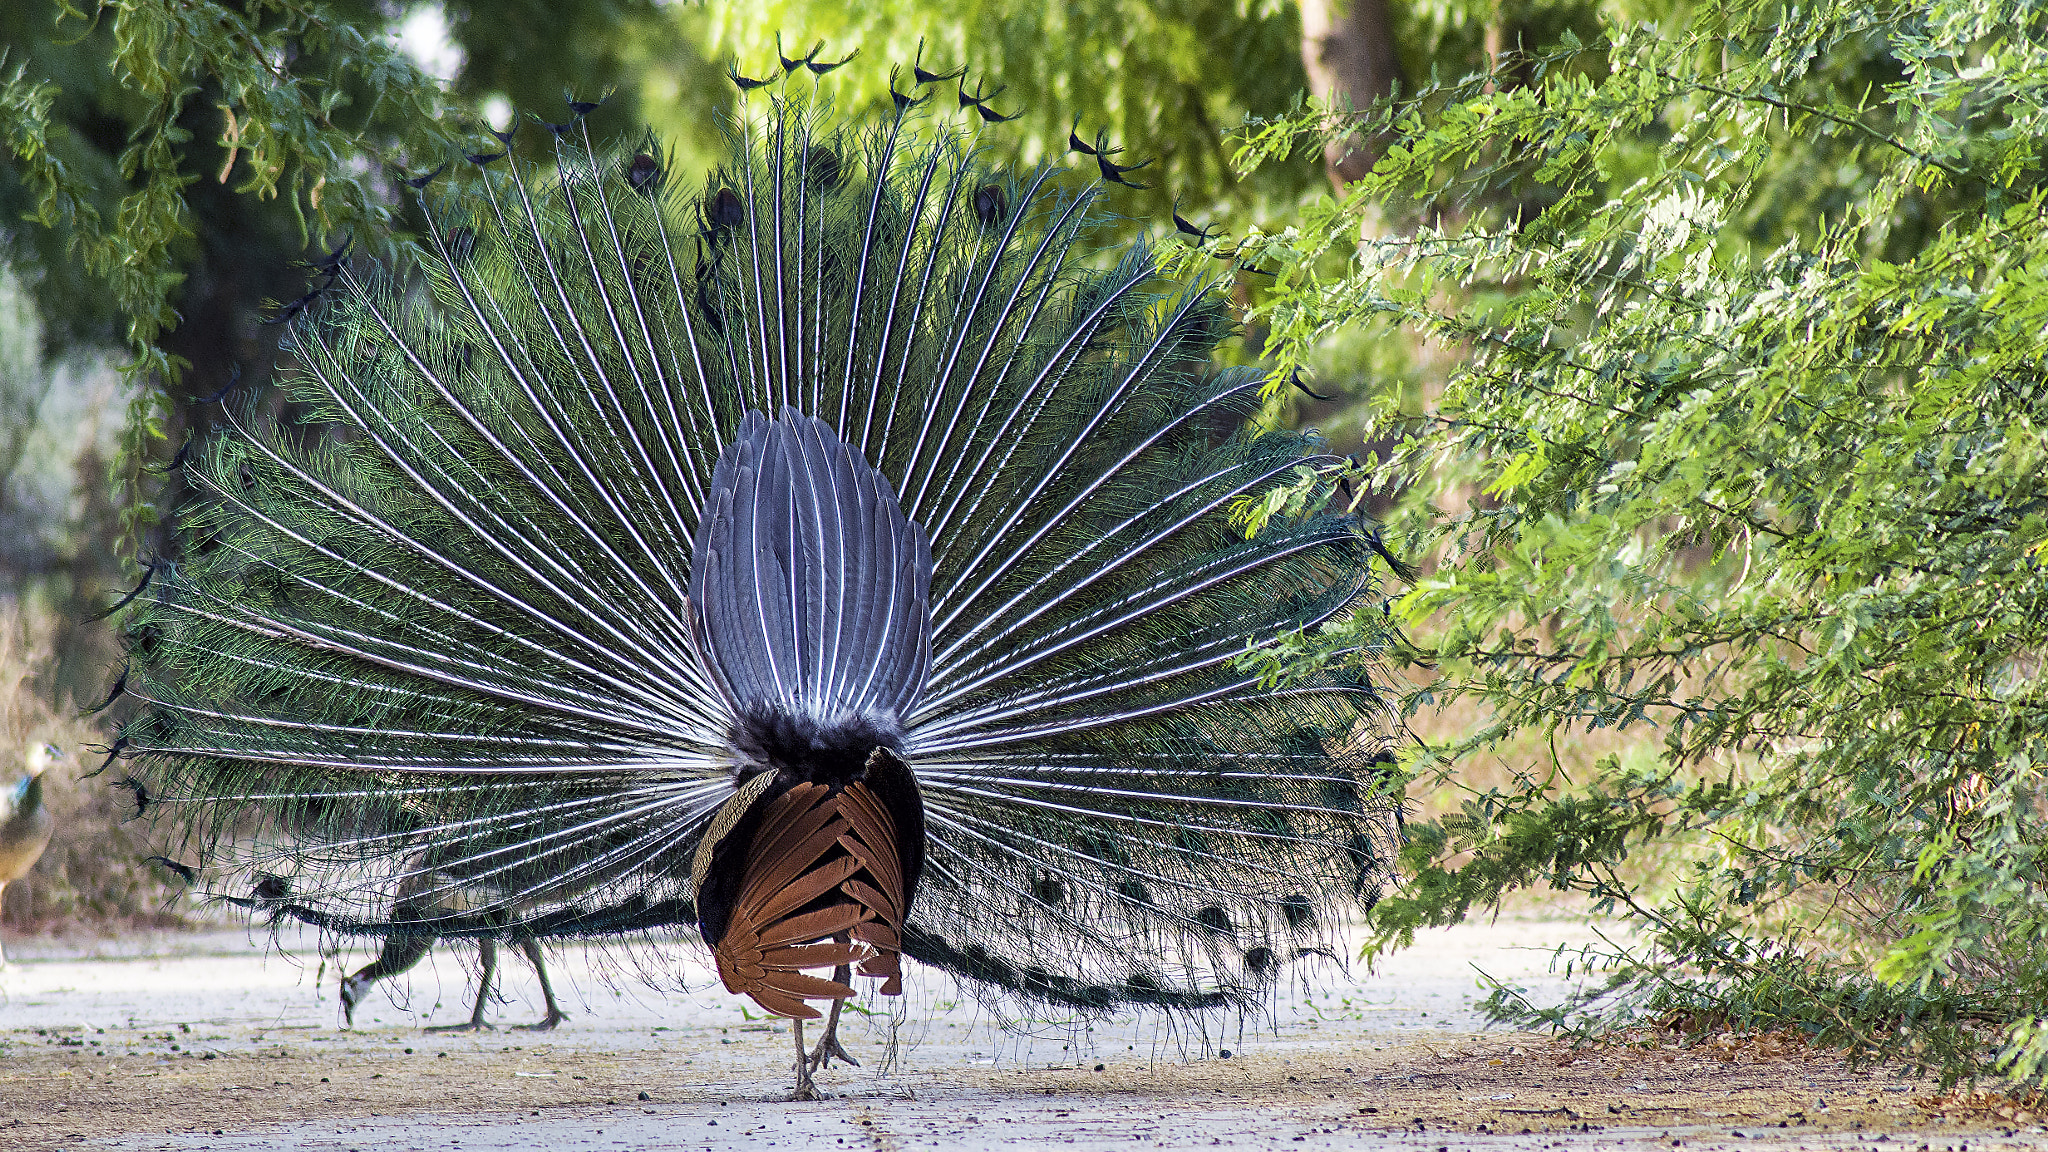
[{"left": 118, "top": 86, "right": 1401, "bottom": 1018}]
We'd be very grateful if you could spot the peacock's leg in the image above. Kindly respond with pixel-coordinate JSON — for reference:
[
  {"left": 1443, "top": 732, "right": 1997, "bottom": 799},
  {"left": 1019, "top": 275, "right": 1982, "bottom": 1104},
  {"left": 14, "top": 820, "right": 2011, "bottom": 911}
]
[
  {"left": 511, "top": 939, "right": 567, "bottom": 1031},
  {"left": 427, "top": 938, "right": 497, "bottom": 1032},
  {"left": 806, "top": 964, "right": 859, "bottom": 1072},
  {"left": 789, "top": 1017, "right": 821, "bottom": 1101}
]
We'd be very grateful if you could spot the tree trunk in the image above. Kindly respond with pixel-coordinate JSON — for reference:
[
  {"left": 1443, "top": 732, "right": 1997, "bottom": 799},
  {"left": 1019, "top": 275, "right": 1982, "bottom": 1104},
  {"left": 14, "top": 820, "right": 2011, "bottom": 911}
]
[
  {"left": 1297, "top": 0, "right": 1405, "bottom": 194},
  {"left": 1483, "top": 0, "right": 1505, "bottom": 94}
]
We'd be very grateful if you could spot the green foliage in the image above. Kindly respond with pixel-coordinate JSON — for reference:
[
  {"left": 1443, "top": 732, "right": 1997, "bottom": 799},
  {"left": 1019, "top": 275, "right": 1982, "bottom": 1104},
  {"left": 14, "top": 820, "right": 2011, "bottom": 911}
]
[
  {"left": 708, "top": 0, "right": 1322, "bottom": 216},
  {"left": 1242, "top": 0, "right": 2048, "bottom": 1087},
  {"left": 2, "top": 0, "right": 459, "bottom": 373},
  {"left": 0, "top": 0, "right": 683, "bottom": 556},
  {"left": 1, "top": 0, "right": 478, "bottom": 543},
  {"left": 1228, "top": 457, "right": 1369, "bottom": 540}
]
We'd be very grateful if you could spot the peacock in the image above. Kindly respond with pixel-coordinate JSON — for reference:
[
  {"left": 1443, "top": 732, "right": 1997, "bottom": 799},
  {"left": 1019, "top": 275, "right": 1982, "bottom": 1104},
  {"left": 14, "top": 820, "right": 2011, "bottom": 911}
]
[
  {"left": 0, "top": 742, "right": 63, "bottom": 966},
  {"left": 111, "top": 53, "right": 1401, "bottom": 1098}
]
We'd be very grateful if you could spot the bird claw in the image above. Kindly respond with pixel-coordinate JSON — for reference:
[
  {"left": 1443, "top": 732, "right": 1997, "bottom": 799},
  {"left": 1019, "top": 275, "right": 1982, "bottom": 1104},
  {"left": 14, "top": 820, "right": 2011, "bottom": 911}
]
[
  {"left": 513, "top": 1011, "right": 566, "bottom": 1032},
  {"left": 424, "top": 1020, "right": 494, "bottom": 1033},
  {"left": 807, "top": 1031, "right": 859, "bottom": 1072},
  {"left": 789, "top": 1060, "right": 824, "bottom": 1101}
]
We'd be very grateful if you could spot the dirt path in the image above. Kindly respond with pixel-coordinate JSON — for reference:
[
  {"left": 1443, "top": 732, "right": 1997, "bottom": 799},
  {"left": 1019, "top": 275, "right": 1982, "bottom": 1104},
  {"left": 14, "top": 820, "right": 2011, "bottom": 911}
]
[{"left": 0, "top": 917, "right": 2037, "bottom": 1150}]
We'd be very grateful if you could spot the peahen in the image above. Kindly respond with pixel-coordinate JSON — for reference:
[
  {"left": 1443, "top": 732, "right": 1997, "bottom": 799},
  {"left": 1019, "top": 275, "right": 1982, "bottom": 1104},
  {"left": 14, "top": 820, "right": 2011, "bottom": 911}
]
[
  {"left": 0, "top": 742, "right": 63, "bottom": 965},
  {"left": 113, "top": 59, "right": 1400, "bottom": 1097},
  {"left": 337, "top": 848, "right": 567, "bottom": 1032}
]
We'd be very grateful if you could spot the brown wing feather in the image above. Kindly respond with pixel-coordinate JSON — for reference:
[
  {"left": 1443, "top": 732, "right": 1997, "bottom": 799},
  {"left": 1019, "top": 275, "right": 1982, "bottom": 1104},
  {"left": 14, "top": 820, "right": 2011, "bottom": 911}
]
[
  {"left": 743, "top": 985, "right": 824, "bottom": 1020},
  {"left": 836, "top": 782, "right": 907, "bottom": 994},
  {"left": 714, "top": 784, "right": 863, "bottom": 1015},
  {"left": 710, "top": 777, "right": 912, "bottom": 1016},
  {"left": 841, "top": 877, "right": 898, "bottom": 923},
  {"left": 738, "top": 784, "right": 837, "bottom": 883},
  {"left": 755, "top": 903, "right": 872, "bottom": 951},
  {"left": 836, "top": 786, "right": 904, "bottom": 898},
  {"left": 749, "top": 851, "right": 862, "bottom": 926}
]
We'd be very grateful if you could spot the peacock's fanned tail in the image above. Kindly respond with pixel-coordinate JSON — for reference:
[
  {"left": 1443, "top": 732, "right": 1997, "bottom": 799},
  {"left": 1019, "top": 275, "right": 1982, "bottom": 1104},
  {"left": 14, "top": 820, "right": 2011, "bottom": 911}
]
[{"left": 119, "top": 90, "right": 1401, "bottom": 1016}]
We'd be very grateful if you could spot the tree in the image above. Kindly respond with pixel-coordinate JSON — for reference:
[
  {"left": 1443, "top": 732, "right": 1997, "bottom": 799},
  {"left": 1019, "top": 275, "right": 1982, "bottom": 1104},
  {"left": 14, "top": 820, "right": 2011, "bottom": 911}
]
[
  {"left": 1297, "top": 0, "right": 1402, "bottom": 191},
  {"left": 0, "top": 0, "right": 671, "bottom": 551},
  {"left": 1238, "top": 0, "right": 2048, "bottom": 1086}
]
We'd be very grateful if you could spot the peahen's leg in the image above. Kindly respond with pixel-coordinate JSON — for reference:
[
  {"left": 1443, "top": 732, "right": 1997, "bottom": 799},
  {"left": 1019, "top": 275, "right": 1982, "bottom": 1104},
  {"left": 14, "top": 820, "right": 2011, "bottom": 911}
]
[
  {"left": 511, "top": 939, "right": 567, "bottom": 1031},
  {"left": 338, "top": 930, "right": 435, "bottom": 1026},
  {"left": 806, "top": 964, "right": 859, "bottom": 1072},
  {"left": 427, "top": 938, "right": 497, "bottom": 1032}
]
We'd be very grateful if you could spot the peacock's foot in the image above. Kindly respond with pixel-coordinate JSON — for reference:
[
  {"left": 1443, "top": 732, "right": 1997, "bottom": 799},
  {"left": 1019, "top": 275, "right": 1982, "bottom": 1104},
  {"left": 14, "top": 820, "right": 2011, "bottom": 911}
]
[
  {"left": 425, "top": 1020, "right": 493, "bottom": 1033},
  {"left": 513, "top": 1010, "right": 566, "bottom": 1032},
  {"left": 789, "top": 1058, "right": 823, "bottom": 1102},
  {"left": 807, "top": 1029, "right": 859, "bottom": 1072}
]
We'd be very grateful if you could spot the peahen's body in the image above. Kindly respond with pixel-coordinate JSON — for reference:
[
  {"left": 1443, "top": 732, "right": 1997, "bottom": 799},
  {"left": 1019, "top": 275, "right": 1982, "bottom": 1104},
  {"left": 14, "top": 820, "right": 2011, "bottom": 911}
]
[
  {"left": 0, "top": 742, "right": 63, "bottom": 965},
  {"left": 337, "top": 843, "right": 567, "bottom": 1032},
  {"left": 117, "top": 63, "right": 1398, "bottom": 1096}
]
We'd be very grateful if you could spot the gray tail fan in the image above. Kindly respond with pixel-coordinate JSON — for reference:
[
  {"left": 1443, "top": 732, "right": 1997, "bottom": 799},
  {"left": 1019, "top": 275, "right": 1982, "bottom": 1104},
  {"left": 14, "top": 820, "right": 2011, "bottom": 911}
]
[{"left": 689, "top": 406, "right": 933, "bottom": 735}]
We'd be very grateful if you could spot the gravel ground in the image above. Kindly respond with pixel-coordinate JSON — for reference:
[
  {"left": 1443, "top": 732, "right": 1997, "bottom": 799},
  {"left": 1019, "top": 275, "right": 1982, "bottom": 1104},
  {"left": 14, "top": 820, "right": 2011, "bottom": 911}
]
[{"left": 1, "top": 917, "right": 2040, "bottom": 1150}]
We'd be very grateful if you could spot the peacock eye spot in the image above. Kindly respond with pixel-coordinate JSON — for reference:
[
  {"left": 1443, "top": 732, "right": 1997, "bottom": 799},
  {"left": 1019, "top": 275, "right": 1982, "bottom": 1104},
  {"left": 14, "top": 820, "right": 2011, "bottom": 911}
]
[
  {"left": 628, "top": 153, "right": 660, "bottom": 192},
  {"left": 1196, "top": 905, "right": 1233, "bottom": 935},
  {"left": 804, "top": 147, "right": 842, "bottom": 190},
  {"left": 711, "top": 188, "right": 745, "bottom": 230},
  {"left": 973, "top": 185, "right": 1006, "bottom": 227}
]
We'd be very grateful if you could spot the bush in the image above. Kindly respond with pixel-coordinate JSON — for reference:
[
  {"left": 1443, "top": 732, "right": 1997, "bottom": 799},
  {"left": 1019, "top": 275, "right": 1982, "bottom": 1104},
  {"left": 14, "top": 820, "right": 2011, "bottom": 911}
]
[{"left": 1237, "top": 0, "right": 2048, "bottom": 1087}]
